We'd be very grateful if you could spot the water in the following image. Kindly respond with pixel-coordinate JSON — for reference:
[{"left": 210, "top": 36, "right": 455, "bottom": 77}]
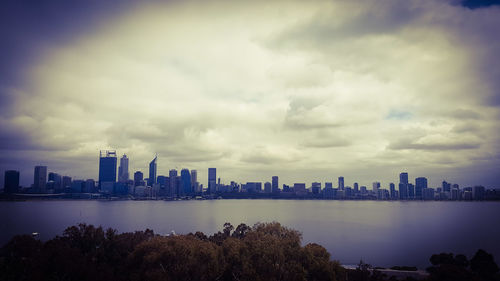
[{"left": 1, "top": 199, "right": 499, "bottom": 268}]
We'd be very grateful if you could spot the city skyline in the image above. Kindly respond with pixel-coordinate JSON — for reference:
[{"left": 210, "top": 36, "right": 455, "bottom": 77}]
[
  {"left": 1, "top": 0, "right": 500, "bottom": 189},
  {"left": 1, "top": 151, "right": 497, "bottom": 192}
]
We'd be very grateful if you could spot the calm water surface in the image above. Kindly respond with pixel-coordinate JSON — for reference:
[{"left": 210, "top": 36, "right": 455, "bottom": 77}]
[{"left": 1, "top": 200, "right": 499, "bottom": 268}]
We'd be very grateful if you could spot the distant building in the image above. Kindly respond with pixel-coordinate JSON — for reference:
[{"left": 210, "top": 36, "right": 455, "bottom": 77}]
[
  {"left": 4, "top": 170, "right": 20, "bottom": 193},
  {"left": 408, "top": 183, "right": 415, "bottom": 199},
  {"left": 389, "top": 183, "right": 396, "bottom": 199},
  {"left": 264, "top": 182, "right": 272, "bottom": 193},
  {"left": 415, "top": 177, "right": 427, "bottom": 200},
  {"left": 208, "top": 168, "right": 216, "bottom": 193},
  {"left": 169, "top": 169, "right": 178, "bottom": 197},
  {"left": 372, "top": 182, "right": 380, "bottom": 192},
  {"left": 272, "top": 176, "right": 279, "bottom": 193},
  {"left": 338, "top": 177, "right": 344, "bottom": 190},
  {"left": 85, "top": 179, "right": 95, "bottom": 193},
  {"left": 148, "top": 155, "right": 157, "bottom": 187},
  {"left": 399, "top": 172, "right": 409, "bottom": 184},
  {"left": 118, "top": 154, "right": 129, "bottom": 182},
  {"left": 181, "top": 169, "right": 192, "bottom": 195},
  {"left": 294, "top": 183, "right": 306, "bottom": 194},
  {"left": 311, "top": 182, "right": 321, "bottom": 194},
  {"left": 191, "top": 170, "right": 198, "bottom": 193},
  {"left": 34, "top": 166, "right": 47, "bottom": 193},
  {"left": 62, "top": 176, "right": 72, "bottom": 190},
  {"left": 473, "top": 186, "right": 485, "bottom": 201},
  {"left": 48, "top": 172, "right": 62, "bottom": 191},
  {"left": 134, "top": 171, "right": 144, "bottom": 187},
  {"left": 442, "top": 181, "right": 451, "bottom": 192},
  {"left": 98, "top": 150, "right": 117, "bottom": 189},
  {"left": 353, "top": 182, "right": 359, "bottom": 193},
  {"left": 71, "top": 180, "right": 84, "bottom": 193}
]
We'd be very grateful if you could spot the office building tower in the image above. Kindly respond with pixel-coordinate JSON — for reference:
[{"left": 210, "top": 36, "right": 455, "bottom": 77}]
[
  {"left": 118, "top": 154, "right": 129, "bottom": 183},
  {"left": 272, "top": 176, "right": 279, "bottom": 193},
  {"left": 408, "top": 183, "right": 415, "bottom": 199},
  {"left": 338, "top": 177, "right": 344, "bottom": 190},
  {"left": 48, "top": 172, "right": 62, "bottom": 191},
  {"left": 264, "top": 182, "right": 272, "bottom": 193},
  {"left": 389, "top": 183, "right": 396, "bottom": 199},
  {"left": 62, "top": 176, "right": 72, "bottom": 190},
  {"left": 85, "top": 179, "right": 95, "bottom": 193},
  {"left": 191, "top": 170, "right": 198, "bottom": 192},
  {"left": 399, "top": 172, "right": 409, "bottom": 184},
  {"left": 473, "top": 186, "right": 485, "bottom": 200},
  {"left": 180, "top": 169, "right": 192, "bottom": 195},
  {"left": 4, "top": 170, "right": 20, "bottom": 193},
  {"left": 34, "top": 165, "right": 47, "bottom": 193},
  {"left": 372, "top": 182, "right": 380, "bottom": 192},
  {"left": 442, "top": 181, "right": 451, "bottom": 192},
  {"left": 311, "top": 182, "right": 321, "bottom": 194},
  {"left": 169, "top": 169, "right": 178, "bottom": 197},
  {"left": 134, "top": 171, "right": 144, "bottom": 186},
  {"left": 415, "top": 177, "right": 427, "bottom": 199},
  {"left": 293, "top": 183, "right": 306, "bottom": 194},
  {"left": 208, "top": 168, "right": 216, "bottom": 193},
  {"left": 98, "top": 150, "right": 117, "bottom": 188},
  {"left": 353, "top": 182, "right": 359, "bottom": 193},
  {"left": 148, "top": 155, "right": 157, "bottom": 187},
  {"left": 399, "top": 183, "right": 408, "bottom": 199}
]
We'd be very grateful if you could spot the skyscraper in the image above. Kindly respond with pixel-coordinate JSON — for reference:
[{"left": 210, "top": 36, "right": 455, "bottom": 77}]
[
  {"left": 34, "top": 165, "right": 47, "bottom": 193},
  {"left": 208, "top": 168, "right": 216, "bottom": 193},
  {"left": 4, "top": 170, "right": 20, "bottom": 193},
  {"left": 338, "top": 177, "right": 344, "bottom": 190},
  {"left": 181, "top": 169, "right": 192, "bottom": 195},
  {"left": 169, "top": 169, "right": 178, "bottom": 197},
  {"left": 399, "top": 172, "right": 409, "bottom": 200},
  {"left": 415, "top": 177, "right": 428, "bottom": 199},
  {"left": 98, "top": 150, "right": 117, "bottom": 188},
  {"left": 272, "top": 176, "right": 279, "bottom": 193},
  {"left": 190, "top": 170, "right": 198, "bottom": 193},
  {"left": 118, "top": 154, "right": 129, "bottom": 183},
  {"left": 148, "top": 155, "right": 157, "bottom": 187},
  {"left": 134, "top": 171, "right": 144, "bottom": 186},
  {"left": 399, "top": 172, "right": 409, "bottom": 184}
]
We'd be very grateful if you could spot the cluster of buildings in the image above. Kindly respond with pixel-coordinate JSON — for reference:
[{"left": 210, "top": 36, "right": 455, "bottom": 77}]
[{"left": 2, "top": 150, "right": 498, "bottom": 201}]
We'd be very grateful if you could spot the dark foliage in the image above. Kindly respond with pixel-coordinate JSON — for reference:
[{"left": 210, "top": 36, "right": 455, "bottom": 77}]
[{"left": 1, "top": 223, "right": 499, "bottom": 281}]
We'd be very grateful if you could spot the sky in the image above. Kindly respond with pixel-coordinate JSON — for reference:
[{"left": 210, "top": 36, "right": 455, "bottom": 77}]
[{"left": 1, "top": 0, "right": 500, "bottom": 189}]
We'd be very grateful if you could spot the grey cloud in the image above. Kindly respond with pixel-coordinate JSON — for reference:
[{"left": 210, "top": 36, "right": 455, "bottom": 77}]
[
  {"left": 388, "top": 138, "right": 480, "bottom": 151},
  {"left": 300, "top": 137, "right": 351, "bottom": 148}
]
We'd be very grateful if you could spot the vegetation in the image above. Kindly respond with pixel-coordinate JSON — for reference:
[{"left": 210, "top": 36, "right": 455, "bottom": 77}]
[{"left": 0, "top": 222, "right": 498, "bottom": 281}]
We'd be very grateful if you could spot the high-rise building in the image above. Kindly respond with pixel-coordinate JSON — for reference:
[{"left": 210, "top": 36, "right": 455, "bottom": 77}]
[
  {"left": 311, "top": 182, "right": 321, "bottom": 194},
  {"left": 399, "top": 172, "right": 409, "bottom": 184},
  {"left": 134, "top": 171, "right": 144, "bottom": 186},
  {"left": 98, "top": 150, "right": 117, "bottom": 188},
  {"left": 272, "top": 176, "right": 279, "bottom": 193},
  {"left": 442, "top": 181, "right": 451, "bottom": 192},
  {"left": 85, "top": 179, "right": 95, "bottom": 193},
  {"left": 372, "top": 182, "right": 380, "bottom": 192},
  {"left": 180, "top": 169, "right": 192, "bottom": 195},
  {"left": 34, "top": 166, "right": 47, "bottom": 193},
  {"left": 191, "top": 170, "right": 198, "bottom": 192},
  {"left": 48, "top": 172, "right": 62, "bottom": 191},
  {"left": 353, "top": 182, "right": 359, "bottom": 193},
  {"left": 415, "top": 177, "right": 427, "bottom": 199},
  {"left": 118, "top": 154, "right": 129, "bottom": 183},
  {"left": 208, "top": 168, "right": 216, "bottom": 193},
  {"left": 389, "top": 183, "right": 396, "bottom": 199},
  {"left": 264, "top": 182, "right": 272, "bottom": 193},
  {"left": 148, "top": 155, "right": 157, "bottom": 187},
  {"left": 399, "top": 172, "right": 409, "bottom": 200},
  {"left": 169, "top": 169, "right": 178, "bottom": 197},
  {"left": 4, "top": 170, "right": 20, "bottom": 193},
  {"left": 62, "top": 176, "right": 72, "bottom": 190},
  {"left": 338, "top": 177, "right": 344, "bottom": 190}
]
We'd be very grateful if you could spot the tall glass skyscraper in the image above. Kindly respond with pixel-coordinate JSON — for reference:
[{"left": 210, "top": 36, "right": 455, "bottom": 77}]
[
  {"left": 181, "top": 169, "right": 191, "bottom": 195},
  {"left": 148, "top": 155, "right": 157, "bottom": 187},
  {"left": 338, "top": 176, "right": 344, "bottom": 190},
  {"left": 98, "top": 150, "right": 117, "bottom": 188},
  {"left": 34, "top": 165, "right": 47, "bottom": 193},
  {"left": 118, "top": 154, "right": 129, "bottom": 183},
  {"left": 208, "top": 168, "right": 216, "bottom": 193},
  {"left": 4, "top": 170, "right": 20, "bottom": 193}
]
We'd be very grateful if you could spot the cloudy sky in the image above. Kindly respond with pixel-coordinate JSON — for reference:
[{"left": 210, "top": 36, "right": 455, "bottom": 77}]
[{"left": 1, "top": 0, "right": 500, "bottom": 189}]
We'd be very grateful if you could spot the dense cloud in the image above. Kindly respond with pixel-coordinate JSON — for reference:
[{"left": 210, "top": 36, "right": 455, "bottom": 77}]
[{"left": 1, "top": 0, "right": 499, "bottom": 188}]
